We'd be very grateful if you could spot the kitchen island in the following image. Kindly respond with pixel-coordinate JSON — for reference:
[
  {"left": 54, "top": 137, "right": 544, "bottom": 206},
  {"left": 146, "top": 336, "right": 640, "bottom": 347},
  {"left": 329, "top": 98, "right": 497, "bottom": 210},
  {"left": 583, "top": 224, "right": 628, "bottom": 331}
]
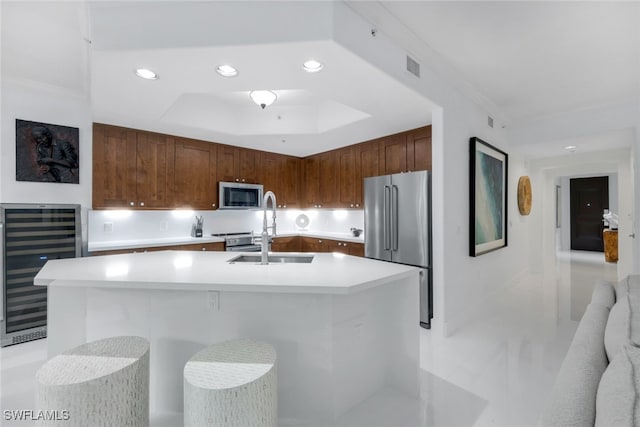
[{"left": 35, "top": 251, "right": 420, "bottom": 424}]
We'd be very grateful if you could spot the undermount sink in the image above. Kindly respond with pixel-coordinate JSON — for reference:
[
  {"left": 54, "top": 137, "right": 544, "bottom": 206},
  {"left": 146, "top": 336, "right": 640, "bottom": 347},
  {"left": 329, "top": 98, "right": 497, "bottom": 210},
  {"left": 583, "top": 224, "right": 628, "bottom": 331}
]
[{"left": 227, "top": 254, "right": 315, "bottom": 264}]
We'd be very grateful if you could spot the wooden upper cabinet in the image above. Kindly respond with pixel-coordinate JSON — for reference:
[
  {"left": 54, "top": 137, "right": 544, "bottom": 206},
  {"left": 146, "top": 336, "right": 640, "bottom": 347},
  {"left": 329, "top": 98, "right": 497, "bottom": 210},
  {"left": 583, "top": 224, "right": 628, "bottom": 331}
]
[
  {"left": 337, "top": 146, "right": 357, "bottom": 208},
  {"left": 93, "top": 124, "right": 137, "bottom": 209},
  {"left": 380, "top": 126, "right": 432, "bottom": 175},
  {"left": 407, "top": 126, "right": 432, "bottom": 172},
  {"left": 281, "top": 157, "right": 302, "bottom": 208},
  {"left": 355, "top": 140, "right": 381, "bottom": 206},
  {"left": 93, "top": 124, "right": 173, "bottom": 209},
  {"left": 261, "top": 152, "right": 301, "bottom": 208},
  {"left": 172, "top": 138, "right": 218, "bottom": 210},
  {"left": 381, "top": 133, "right": 409, "bottom": 175},
  {"left": 92, "top": 122, "right": 430, "bottom": 211},
  {"left": 217, "top": 145, "right": 260, "bottom": 184},
  {"left": 317, "top": 151, "right": 338, "bottom": 208},
  {"left": 135, "top": 131, "right": 173, "bottom": 209},
  {"left": 303, "top": 156, "right": 320, "bottom": 208}
]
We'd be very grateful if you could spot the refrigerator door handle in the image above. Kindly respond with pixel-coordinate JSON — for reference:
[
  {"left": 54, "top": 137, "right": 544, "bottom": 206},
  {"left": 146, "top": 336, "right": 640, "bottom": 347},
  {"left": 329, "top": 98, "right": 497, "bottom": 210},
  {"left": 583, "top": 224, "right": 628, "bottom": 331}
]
[
  {"left": 392, "top": 185, "right": 399, "bottom": 251},
  {"left": 384, "top": 185, "right": 391, "bottom": 250}
]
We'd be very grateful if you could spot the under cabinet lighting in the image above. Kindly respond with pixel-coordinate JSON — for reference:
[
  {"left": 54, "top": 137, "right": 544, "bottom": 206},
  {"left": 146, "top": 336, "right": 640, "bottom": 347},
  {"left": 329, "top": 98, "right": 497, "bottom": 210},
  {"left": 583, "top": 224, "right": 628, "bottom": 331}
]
[
  {"left": 332, "top": 210, "right": 348, "bottom": 220},
  {"left": 104, "top": 210, "right": 132, "bottom": 220},
  {"left": 172, "top": 210, "right": 195, "bottom": 219},
  {"left": 135, "top": 69, "right": 158, "bottom": 80}
]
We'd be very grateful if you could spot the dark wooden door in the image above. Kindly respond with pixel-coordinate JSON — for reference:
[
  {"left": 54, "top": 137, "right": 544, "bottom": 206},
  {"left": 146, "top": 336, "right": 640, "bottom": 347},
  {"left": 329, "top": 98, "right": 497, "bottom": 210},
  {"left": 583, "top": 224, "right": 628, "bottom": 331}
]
[{"left": 570, "top": 177, "right": 609, "bottom": 251}]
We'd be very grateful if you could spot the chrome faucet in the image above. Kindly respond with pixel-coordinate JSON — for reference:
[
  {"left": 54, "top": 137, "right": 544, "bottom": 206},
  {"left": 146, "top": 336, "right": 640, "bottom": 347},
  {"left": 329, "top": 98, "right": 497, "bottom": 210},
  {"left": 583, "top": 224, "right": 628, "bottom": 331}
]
[{"left": 261, "top": 191, "right": 277, "bottom": 265}]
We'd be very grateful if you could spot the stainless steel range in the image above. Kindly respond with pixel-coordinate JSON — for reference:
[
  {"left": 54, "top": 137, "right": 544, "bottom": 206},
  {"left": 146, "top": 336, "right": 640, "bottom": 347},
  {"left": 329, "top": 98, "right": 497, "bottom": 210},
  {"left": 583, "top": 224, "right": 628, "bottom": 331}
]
[{"left": 212, "top": 232, "right": 271, "bottom": 252}]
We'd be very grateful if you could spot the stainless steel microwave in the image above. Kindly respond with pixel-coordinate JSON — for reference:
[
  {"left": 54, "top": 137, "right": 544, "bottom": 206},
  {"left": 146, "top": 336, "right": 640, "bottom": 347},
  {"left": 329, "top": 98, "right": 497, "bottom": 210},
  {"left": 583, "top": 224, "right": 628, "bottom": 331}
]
[{"left": 219, "top": 182, "right": 263, "bottom": 209}]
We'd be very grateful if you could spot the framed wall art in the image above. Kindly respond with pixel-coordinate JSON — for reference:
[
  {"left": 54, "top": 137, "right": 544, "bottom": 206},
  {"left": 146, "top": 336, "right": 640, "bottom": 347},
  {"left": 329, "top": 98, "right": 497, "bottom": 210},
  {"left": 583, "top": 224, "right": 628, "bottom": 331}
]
[
  {"left": 469, "top": 137, "right": 508, "bottom": 256},
  {"left": 16, "top": 119, "right": 79, "bottom": 184}
]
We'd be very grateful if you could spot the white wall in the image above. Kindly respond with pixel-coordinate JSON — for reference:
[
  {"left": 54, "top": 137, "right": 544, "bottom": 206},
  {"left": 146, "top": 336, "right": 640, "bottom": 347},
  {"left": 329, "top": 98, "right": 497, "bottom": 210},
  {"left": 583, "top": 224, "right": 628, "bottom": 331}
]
[
  {"left": 333, "top": 3, "right": 530, "bottom": 336},
  {"left": 0, "top": 80, "right": 92, "bottom": 249}
]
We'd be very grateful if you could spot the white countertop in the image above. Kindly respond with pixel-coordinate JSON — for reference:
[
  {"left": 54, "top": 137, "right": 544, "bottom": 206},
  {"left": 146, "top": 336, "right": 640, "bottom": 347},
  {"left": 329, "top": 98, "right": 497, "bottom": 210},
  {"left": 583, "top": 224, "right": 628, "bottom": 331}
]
[
  {"left": 35, "top": 251, "right": 416, "bottom": 295},
  {"left": 88, "top": 231, "right": 363, "bottom": 252}
]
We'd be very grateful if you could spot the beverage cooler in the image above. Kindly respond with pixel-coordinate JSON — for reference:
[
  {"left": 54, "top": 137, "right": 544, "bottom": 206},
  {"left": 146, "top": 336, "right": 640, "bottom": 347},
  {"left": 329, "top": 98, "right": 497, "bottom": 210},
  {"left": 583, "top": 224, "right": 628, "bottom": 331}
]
[{"left": 1, "top": 204, "right": 81, "bottom": 347}]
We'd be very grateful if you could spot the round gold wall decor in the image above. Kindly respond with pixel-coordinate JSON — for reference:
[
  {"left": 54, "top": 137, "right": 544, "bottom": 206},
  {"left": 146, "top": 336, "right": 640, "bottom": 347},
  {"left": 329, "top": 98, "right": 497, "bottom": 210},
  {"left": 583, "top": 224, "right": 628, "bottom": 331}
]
[{"left": 518, "top": 176, "right": 532, "bottom": 215}]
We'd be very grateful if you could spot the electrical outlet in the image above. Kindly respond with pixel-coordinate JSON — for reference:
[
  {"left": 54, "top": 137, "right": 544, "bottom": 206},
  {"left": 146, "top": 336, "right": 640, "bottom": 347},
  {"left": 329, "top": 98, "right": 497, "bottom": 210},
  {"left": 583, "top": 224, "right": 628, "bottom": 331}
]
[
  {"left": 103, "top": 222, "right": 113, "bottom": 233},
  {"left": 207, "top": 291, "right": 220, "bottom": 310}
]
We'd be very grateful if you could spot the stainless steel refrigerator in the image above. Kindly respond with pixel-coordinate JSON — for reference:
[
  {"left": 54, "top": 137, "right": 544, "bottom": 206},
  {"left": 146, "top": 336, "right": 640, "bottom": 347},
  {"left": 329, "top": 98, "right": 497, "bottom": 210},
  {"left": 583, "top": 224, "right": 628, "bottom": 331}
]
[
  {"left": 364, "top": 171, "right": 432, "bottom": 329},
  {"left": 1, "top": 203, "right": 82, "bottom": 346}
]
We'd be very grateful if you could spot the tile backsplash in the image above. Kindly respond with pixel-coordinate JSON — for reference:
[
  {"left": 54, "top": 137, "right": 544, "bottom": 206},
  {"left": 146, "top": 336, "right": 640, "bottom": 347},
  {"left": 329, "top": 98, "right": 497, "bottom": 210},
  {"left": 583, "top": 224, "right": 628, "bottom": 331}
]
[{"left": 88, "top": 209, "right": 364, "bottom": 243}]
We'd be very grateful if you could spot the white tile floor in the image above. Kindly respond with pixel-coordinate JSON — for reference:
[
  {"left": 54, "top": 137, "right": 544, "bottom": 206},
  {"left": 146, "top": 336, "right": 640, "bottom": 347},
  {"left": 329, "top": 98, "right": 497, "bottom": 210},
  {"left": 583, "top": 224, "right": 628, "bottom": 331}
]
[{"left": 0, "top": 251, "right": 618, "bottom": 426}]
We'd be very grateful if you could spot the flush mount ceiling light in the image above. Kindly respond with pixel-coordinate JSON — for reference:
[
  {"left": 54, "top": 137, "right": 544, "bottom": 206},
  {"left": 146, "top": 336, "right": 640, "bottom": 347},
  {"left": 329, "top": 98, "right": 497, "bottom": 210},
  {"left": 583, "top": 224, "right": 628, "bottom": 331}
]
[
  {"left": 216, "top": 65, "right": 238, "bottom": 77},
  {"left": 135, "top": 68, "right": 158, "bottom": 80},
  {"left": 564, "top": 145, "right": 577, "bottom": 151},
  {"left": 302, "top": 59, "right": 323, "bottom": 73},
  {"left": 249, "top": 90, "right": 277, "bottom": 109}
]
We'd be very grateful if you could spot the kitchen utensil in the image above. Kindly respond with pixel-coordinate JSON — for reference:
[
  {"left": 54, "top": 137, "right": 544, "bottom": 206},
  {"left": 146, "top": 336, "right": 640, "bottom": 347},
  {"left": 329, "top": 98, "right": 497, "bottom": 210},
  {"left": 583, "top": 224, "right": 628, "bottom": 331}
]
[{"left": 350, "top": 228, "right": 363, "bottom": 237}]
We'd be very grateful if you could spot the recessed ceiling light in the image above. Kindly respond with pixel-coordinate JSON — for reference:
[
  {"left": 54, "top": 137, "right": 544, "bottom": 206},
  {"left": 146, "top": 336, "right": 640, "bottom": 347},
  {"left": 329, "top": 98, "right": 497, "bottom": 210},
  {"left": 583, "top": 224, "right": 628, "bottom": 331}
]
[
  {"left": 303, "top": 59, "right": 323, "bottom": 73},
  {"left": 216, "top": 65, "right": 238, "bottom": 77},
  {"left": 564, "top": 145, "right": 577, "bottom": 151},
  {"left": 135, "top": 68, "right": 158, "bottom": 80}
]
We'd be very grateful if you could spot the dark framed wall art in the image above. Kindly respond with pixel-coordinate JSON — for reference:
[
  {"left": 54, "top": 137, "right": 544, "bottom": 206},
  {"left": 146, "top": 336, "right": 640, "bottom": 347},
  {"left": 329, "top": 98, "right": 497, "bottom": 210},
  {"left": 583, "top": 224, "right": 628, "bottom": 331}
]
[
  {"left": 15, "top": 119, "right": 79, "bottom": 184},
  {"left": 469, "top": 137, "right": 508, "bottom": 256}
]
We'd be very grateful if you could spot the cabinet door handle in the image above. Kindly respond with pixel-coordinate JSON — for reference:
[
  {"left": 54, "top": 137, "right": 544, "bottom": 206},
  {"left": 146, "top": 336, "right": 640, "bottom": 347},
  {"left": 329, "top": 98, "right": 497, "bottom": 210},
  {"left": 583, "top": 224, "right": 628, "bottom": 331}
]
[
  {"left": 130, "top": 201, "right": 135, "bottom": 206},
  {"left": 202, "top": 248, "right": 206, "bottom": 251},
  {"left": 318, "top": 240, "right": 323, "bottom": 243},
  {"left": 283, "top": 204, "right": 287, "bottom": 208},
  {"left": 139, "top": 202, "right": 145, "bottom": 207},
  {"left": 212, "top": 203, "right": 216, "bottom": 208},
  {"left": 338, "top": 242, "right": 342, "bottom": 246},
  {"left": 235, "top": 178, "right": 240, "bottom": 182},
  {"left": 344, "top": 243, "right": 348, "bottom": 247},
  {"left": 350, "top": 204, "right": 354, "bottom": 208},
  {"left": 241, "top": 178, "right": 246, "bottom": 182},
  {"left": 355, "top": 203, "right": 360, "bottom": 208}
]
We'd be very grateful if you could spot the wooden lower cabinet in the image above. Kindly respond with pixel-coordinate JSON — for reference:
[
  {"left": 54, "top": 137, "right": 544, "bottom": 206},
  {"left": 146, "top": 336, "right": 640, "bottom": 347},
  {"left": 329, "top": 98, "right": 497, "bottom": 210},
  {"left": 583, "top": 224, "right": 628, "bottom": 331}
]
[
  {"left": 299, "top": 237, "right": 364, "bottom": 257},
  {"left": 271, "top": 236, "right": 301, "bottom": 252},
  {"left": 91, "top": 241, "right": 224, "bottom": 256}
]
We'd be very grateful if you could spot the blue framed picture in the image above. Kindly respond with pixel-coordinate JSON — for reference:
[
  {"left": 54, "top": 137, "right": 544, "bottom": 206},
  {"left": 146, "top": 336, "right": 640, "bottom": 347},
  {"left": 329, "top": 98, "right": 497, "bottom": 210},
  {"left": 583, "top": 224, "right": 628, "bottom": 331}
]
[{"left": 469, "top": 137, "right": 508, "bottom": 256}]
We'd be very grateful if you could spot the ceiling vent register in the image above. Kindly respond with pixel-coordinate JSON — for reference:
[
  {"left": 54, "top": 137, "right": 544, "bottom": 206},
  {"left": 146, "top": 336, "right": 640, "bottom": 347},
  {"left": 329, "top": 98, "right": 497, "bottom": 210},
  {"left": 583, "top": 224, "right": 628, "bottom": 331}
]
[{"left": 406, "top": 55, "right": 420, "bottom": 78}]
